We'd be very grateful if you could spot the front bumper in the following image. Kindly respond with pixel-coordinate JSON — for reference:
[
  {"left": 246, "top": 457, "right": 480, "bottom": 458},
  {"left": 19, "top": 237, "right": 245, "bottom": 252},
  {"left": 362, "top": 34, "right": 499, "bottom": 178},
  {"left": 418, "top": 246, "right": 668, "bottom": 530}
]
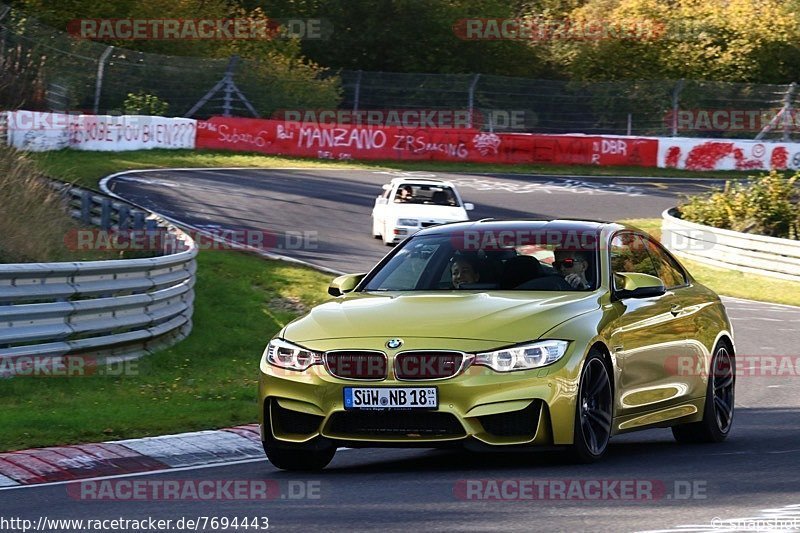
[{"left": 258, "top": 342, "right": 582, "bottom": 448}]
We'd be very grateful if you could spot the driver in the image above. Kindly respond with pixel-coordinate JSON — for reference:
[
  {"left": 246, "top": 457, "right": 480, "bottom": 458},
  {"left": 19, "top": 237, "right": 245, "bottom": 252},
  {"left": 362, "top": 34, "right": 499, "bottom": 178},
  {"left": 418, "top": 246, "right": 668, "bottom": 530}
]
[
  {"left": 554, "top": 250, "right": 591, "bottom": 289},
  {"left": 450, "top": 256, "right": 480, "bottom": 288}
]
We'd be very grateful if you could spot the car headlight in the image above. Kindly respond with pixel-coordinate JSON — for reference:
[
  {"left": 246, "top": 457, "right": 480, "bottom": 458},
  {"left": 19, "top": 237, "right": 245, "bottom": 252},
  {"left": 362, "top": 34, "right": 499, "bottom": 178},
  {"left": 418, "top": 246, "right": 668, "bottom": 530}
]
[
  {"left": 474, "top": 340, "right": 569, "bottom": 372},
  {"left": 396, "top": 218, "right": 419, "bottom": 227},
  {"left": 265, "top": 338, "right": 322, "bottom": 371}
]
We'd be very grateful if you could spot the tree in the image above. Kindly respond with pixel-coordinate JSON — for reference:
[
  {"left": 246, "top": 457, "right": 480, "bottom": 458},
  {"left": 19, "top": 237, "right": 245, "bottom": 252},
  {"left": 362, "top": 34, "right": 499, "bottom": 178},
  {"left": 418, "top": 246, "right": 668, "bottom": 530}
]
[
  {"left": 251, "top": 0, "right": 557, "bottom": 77},
  {"left": 537, "top": 0, "right": 800, "bottom": 82}
]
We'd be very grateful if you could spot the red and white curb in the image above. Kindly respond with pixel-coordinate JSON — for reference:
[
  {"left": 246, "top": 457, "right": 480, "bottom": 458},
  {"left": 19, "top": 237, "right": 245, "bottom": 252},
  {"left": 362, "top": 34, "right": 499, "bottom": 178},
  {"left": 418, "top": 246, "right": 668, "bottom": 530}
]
[{"left": 0, "top": 424, "right": 263, "bottom": 488}]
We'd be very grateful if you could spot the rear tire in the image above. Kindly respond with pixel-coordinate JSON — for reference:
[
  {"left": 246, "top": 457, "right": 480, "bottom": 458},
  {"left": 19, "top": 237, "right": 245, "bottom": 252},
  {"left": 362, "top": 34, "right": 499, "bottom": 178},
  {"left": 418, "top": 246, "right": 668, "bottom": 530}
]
[
  {"left": 263, "top": 441, "right": 336, "bottom": 471},
  {"left": 569, "top": 351, "right": 613, "bottom": 463},
  {"left": 672, "top": 341, "right": 734, "bottom": 443}
]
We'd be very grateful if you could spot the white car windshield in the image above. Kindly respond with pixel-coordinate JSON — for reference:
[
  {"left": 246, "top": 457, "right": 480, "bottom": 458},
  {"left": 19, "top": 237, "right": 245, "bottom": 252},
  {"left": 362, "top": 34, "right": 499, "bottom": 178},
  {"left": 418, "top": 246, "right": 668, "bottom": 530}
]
[{"left": 394, "top": 184, "right": 460, "bottom": 206}]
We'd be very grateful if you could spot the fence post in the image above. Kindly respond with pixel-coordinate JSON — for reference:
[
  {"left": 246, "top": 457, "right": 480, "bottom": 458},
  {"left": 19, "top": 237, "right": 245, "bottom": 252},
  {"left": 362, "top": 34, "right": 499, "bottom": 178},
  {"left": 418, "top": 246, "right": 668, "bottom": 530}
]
[
  {"left": 352, "top": 70, "right": 362, "bottom": 113},
  {"left": 0, "top": 6, "right": 8, "bottom": 57},
  {"left": 93, "top": 46, "right": 114, "bottom": 115},
  {"left": 222, "top": 60, "right": 234, "bottom": 117},
  {"left": 755, "top": 82, "right": 796, "bottom": 141},
  {"left": 184, "top": 55, "right": 258, "bottom": 118},
  {"left": 671, "top": 79, "right": 684, "bottom": 137},
  {"left": 783, "top": 82, "right": 796, "bottom": 142},
  {"left": 468, "top": 74, "right": 481, "bottom": 129}
]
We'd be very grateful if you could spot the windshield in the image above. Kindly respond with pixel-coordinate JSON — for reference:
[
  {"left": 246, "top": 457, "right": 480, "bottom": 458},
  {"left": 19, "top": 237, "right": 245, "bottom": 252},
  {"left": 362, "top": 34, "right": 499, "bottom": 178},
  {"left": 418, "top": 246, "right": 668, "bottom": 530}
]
[{"left": 362, "top": 232, "right": 599, "bottom": 291}]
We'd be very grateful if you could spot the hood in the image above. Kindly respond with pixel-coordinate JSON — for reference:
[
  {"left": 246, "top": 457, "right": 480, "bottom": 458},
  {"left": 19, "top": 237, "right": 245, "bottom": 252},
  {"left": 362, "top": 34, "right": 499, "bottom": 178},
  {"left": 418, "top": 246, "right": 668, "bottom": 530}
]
[
  {"left": 283, "top": 291, "right": 600, "bottom": 344},
  {"left": 389, "top": 204, "right": 467, "bottom": 221}
]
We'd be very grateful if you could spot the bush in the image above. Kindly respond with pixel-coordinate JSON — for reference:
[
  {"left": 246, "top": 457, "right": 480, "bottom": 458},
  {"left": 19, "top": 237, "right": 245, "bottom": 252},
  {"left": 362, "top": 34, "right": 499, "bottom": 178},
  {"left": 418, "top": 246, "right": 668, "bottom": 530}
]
[
  {"left": 679, "top": 171, "right": 800, "bottom": 239},
  {"left": 123, "top": 92, "right": 170, "bottom": 116},
  {"left": 0, "top": 145, "right": 81, "bottom": 262}
]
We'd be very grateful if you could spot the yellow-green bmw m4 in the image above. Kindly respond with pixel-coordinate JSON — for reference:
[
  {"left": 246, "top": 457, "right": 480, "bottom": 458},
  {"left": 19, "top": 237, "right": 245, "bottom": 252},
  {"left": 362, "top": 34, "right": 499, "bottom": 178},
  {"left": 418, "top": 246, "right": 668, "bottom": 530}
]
[{"left": 259, "top": 220, "right": 735, "bottom": 470}]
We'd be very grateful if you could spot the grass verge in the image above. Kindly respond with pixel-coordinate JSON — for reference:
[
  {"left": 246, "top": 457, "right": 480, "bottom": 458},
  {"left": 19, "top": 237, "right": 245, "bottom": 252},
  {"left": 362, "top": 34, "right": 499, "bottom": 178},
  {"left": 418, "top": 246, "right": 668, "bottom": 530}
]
[
  {"left": 0, "top": 251, "right": 332, "bottom": 451},
  {"left": 622, "top": 218, "right": 800, "bottom": 306},
  {"left": 28, "top": 148, "right": 761, "bottom": 190}
]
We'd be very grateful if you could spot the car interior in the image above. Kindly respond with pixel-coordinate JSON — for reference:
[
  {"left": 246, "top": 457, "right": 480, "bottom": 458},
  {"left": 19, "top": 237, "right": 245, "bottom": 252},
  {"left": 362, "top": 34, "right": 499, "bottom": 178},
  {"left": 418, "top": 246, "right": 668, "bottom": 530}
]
[
  {"left": 437, "top": 250, "right": 587, "bottom": 291},
  {"left": 395, "top": 185, "right": 459, "bottom": 206}
]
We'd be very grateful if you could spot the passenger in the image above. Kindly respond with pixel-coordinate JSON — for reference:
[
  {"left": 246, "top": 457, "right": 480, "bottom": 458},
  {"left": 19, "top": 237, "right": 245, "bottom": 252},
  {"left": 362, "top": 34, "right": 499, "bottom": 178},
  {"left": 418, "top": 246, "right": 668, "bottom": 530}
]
[
  {"left": 450, "top": 256, "right": 480, "bottom": 288},
  {"left": 553, "top": 250, "right": 591, "bottom": 289},
  {"left": 395, "top": 185, "right": 414, "bottom": 202}
]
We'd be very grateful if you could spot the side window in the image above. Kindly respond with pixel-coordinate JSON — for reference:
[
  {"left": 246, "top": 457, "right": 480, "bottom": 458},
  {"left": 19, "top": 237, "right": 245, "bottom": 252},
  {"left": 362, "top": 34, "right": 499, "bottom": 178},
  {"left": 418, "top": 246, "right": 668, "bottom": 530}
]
[
  {"left": 610, "top": 233, "right": 659, "bottom": 288},
  {"left": 644, "top": 238, "right": 688, "bottom": 289}
]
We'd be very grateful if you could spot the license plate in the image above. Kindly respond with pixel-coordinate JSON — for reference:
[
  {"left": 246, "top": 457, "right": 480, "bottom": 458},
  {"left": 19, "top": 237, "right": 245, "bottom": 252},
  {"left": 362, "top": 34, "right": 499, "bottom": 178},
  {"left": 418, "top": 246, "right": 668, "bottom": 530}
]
[{"left": 343, "top": 387, "right": 437, "bottom": 410}]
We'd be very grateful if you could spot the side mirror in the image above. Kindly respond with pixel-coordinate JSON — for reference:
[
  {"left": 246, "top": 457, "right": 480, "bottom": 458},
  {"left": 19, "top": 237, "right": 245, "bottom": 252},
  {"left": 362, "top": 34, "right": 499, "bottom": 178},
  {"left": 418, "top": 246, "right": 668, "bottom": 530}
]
[
  {"left": 464, "top": 202, "right": 475, "bottom": 211},
  {"left": 328, "top": 273, "right": 366, "bottom": 297},
  {"left": 613, "top": 273, "right": 666, "bottom": 299},
  {"left": 375, "top": 197, "right": 388, "bottom": 205},
  {"left": 381, "top": 184, "right": 392, "bottom": 191}
]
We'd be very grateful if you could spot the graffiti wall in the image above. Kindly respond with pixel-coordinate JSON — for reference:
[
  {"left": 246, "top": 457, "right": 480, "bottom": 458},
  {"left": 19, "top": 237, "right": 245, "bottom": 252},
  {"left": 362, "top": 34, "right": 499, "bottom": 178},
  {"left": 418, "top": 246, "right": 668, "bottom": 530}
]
[
  {"left": 6, "top": 109, "right": 797, "bottom": 172},
  {"left": 195, "top": 117, "right": 659, "bottom": 167},
  {"left": 658, "top": 138, "right": 797, "bottom": 171},
  {"left": 4, "top": 111, "right": 197, "bottom": 152}
]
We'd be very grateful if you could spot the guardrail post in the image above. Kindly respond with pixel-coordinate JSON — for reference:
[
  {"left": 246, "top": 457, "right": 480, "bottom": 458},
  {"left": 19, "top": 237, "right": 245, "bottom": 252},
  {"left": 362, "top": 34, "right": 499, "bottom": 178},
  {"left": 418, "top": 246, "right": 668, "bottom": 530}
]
[
  {"left": 81, "top": 191, "right": 92, "bottom": 224},
  {"left": 118, "top": 205, "right": 130, "bottom": 230},
  {"left": 145, "top": 219, "right": 158, "bottom": 246},
  {"left": 132, "top": 211, "right": 145, "bottom": 231},
  {"left": 144, "top": 219, "right": 161, "bottom": 255},
  {"left": 100, "top": 198, "right": 112, "bottom": 229}
]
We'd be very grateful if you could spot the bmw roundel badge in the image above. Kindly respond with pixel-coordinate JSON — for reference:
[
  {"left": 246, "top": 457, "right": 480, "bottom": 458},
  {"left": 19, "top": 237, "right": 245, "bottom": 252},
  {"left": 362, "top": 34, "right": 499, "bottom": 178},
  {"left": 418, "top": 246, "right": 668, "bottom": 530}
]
[{"left": 386, "top": 338, "right": 403, "bottom": 349}]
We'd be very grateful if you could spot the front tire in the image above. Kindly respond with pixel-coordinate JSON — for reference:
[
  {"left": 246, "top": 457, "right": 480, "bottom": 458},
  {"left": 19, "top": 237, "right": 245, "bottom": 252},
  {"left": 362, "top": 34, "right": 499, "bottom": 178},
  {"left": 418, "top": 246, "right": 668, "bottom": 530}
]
[
  {"left": 672, "top": 341, "right": 734, "bottom": 443},
  {"left": 263, "top": 441, "right": 336, "bottom": 471},
  {"left": 569, "top": 351, "right": 613, "bottom": 463}
]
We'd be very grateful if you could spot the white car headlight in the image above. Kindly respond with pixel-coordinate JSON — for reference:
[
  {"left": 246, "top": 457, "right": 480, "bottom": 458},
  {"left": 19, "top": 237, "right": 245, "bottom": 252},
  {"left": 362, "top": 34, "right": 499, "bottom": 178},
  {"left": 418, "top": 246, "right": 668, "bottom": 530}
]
[
  {"left": 474, "top": 340, "right": 569, "bottom": 372},
  {"left": 265, "top": 338, "right": 322, "bottom": 371},
  {"left": 396, "top": 218, "right": 419, "bottom": 227}
]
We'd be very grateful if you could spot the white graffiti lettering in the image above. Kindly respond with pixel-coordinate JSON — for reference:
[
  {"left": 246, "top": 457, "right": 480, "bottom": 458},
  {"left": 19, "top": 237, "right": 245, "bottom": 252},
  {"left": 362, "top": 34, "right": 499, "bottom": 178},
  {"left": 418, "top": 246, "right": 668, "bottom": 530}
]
[{"left": 298, "top": 127, "right": 387, "bottom": 150}]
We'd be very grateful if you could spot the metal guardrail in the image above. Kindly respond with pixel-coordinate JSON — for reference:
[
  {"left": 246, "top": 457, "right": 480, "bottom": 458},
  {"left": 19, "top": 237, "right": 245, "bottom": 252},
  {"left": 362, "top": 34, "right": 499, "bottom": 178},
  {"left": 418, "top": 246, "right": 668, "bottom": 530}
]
[
  {"left": 661, "top": 208, "right": 800, "bottom": 282},
  {"left": 0, "top": 182, "right": 197, "bottom": 372}
]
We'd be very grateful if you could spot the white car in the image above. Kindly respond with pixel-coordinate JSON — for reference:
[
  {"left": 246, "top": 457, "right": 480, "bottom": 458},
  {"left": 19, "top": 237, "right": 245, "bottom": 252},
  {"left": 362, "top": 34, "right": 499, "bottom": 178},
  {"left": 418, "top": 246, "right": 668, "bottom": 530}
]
[{"left": 371, "top": 178, "right": 474, "bottom": 245}]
